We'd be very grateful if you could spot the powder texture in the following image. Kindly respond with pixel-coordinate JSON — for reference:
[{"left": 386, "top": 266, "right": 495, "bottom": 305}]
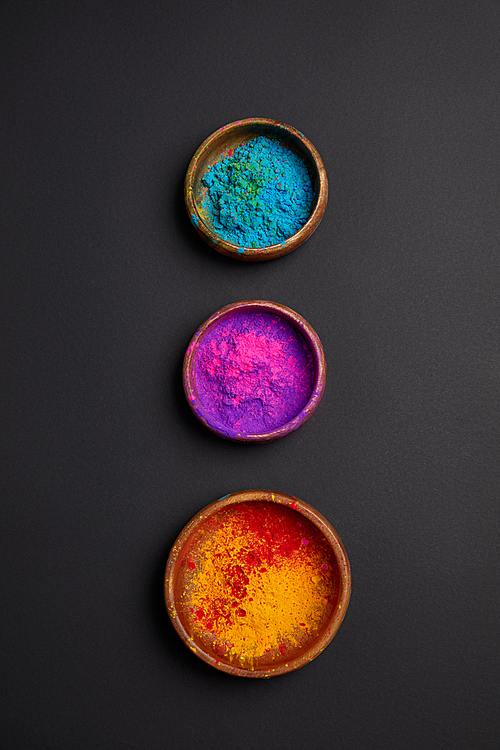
[
  {"left": 179, "top": 501, "right": 337, "bottom": 667},
  {"left": 201, "top": 136, "right": 315, "bottom": 248},
  {"left": 195, "top": 311, "right": 315, "bottom": 435}
]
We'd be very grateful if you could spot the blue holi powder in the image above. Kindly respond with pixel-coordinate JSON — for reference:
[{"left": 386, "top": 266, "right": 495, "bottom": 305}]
[
  {"left": 201, "top": 137, "right": 315, "bottom": 248},
  {"left": 191, "top": 213, "right": 199, "bottom": 227}
]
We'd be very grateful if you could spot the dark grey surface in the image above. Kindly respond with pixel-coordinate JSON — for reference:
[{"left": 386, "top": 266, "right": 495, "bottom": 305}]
[{"left": 1, "top": 1, "right": 499, "bottom": 748}]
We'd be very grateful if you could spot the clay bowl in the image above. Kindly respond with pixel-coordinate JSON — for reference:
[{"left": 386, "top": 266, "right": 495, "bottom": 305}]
[
  {"left": 183, "top": 300, "right": 326, "bottom": 442},
  {"left": 184, "top": 118, "right": 328, "bottom": 261},
  {"left": 164, "top": 490, "right": 351, "bottom": 678}
]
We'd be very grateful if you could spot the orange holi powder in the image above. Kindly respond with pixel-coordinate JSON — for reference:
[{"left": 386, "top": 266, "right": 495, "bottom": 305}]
[{"left": 177, "top": 501, "right": 339, "bottom": 668}]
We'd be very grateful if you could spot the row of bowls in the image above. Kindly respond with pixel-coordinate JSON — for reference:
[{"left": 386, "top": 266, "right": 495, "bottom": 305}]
[{"left": 165, "top": 119, "right": 350, "bottom": 678}]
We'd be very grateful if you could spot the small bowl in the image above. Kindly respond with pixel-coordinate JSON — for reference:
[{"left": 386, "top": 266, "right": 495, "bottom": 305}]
[
  {"left": 183, "top": 300, "right": 326, "bottom": 442},
  {"left": 164, "top": 490, "right": 351, "bottom": 678},
  {"left": 185, "top": 118, "right": 328, "bottom": 261}
]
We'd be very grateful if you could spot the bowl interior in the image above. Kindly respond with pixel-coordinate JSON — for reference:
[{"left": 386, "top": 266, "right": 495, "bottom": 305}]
[
  {"left": 166, "top": 494, "right": 348, "bottom": 676},
  {"left": 183, "top": 301, "right": 325, "bottom": 442},
  {"left": 189, "top": 121, "right": 322, "bottom": 243}
]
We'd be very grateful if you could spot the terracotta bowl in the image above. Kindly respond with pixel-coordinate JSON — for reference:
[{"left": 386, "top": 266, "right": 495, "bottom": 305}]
[
  {"left": 164, "top": 490, "right": 351, "bottom": 678},
  {"left": 184, "top": 118, "right": 328, "bottom": 261},
  {"left": 183, "top": 300, "right": 326, "bottom": 442}
]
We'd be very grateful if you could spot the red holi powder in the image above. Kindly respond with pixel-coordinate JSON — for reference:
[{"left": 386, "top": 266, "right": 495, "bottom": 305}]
[{"left": 180, "top": 502, "right": 339, "bottom": 664}]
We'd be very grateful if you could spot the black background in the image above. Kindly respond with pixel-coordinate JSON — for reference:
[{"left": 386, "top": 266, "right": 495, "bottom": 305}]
[{"left": 1, "top": 1, "right": 499, "bottom": 748}]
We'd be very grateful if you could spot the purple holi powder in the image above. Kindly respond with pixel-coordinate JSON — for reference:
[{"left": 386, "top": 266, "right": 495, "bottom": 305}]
[{"left": 194, "top": 311, "right": 315, "bottom": 435}]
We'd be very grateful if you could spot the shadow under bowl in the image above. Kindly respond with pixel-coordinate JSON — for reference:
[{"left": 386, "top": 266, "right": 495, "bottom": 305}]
[
  {"left": 164, "top": 490, "right": 351, "bottom": 678},
  {"left": 184, "top": 118, "right": 328, "bottom": 261}
]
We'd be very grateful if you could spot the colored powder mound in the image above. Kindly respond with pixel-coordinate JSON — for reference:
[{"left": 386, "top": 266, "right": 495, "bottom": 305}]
[
  {"left": 194, "top": 311, "right": 315, "bottom": 435},
  {"left": 201, "top": 136, "right": 315, "bottom": 248},
  {"left": 179, "top": 502, "right": 338, "bottom": 666}
]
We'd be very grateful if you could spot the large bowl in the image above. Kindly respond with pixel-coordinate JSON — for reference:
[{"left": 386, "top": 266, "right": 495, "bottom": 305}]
[
  {"left": 164, "top": 490, "right": 351, "bottom": 678},
  {"left": 185, "top": 118, "right": 328, "bottom": 261}
]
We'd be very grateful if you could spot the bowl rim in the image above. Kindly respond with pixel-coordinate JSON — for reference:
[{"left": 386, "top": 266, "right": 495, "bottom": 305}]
[
  {"left": 182, "top": 300, "right": 327, "bottom": 442},
  {"left": 164, "top": 489, "right": 351, "bottom": 678},
  {"left": 184, "top": 117, "right": 328, "bottom": 261}
]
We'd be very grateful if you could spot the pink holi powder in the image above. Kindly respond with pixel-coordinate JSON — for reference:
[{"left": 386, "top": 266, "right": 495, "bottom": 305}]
[{"left": 194, "top": 312, "right": 315, "bottom": 434}]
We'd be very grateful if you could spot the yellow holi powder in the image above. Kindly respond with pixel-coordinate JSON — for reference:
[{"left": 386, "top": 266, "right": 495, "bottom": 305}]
[{"left": 178, "top": 501, "right": 337, "bottom": 666}]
